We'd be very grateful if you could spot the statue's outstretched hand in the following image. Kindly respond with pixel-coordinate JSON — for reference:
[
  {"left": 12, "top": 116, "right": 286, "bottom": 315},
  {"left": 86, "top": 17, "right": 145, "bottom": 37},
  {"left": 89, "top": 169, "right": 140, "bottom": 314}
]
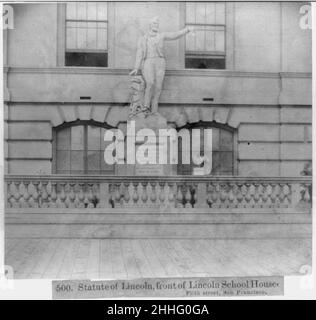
[{"left": 129, "top": 69, "right": 138, "bottom": 76}]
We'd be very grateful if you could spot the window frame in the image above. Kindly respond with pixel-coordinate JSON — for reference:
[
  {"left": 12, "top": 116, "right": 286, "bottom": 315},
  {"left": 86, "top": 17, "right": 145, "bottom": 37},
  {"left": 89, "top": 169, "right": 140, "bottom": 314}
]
[
  {"left": 176, "top": 121, "right": 238, "bottom": 176},
  {"left": 184, "top": 2, "right": 226, "bottom": 70},
  {"left": 57, "top": 2, "right": 114, "bottom": 67},
  {"left": 52, "top": 120, "right": 115, "bottom": 175},
  {"left": 179, "top": 2, "right": 234, "bottom": 70}
]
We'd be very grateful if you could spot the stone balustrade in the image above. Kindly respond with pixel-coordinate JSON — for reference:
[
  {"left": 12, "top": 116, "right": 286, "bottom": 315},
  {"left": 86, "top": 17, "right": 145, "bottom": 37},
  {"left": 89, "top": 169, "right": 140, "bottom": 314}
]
[{"left": 5, "top": 175, "right": 312, "bottom": 210}]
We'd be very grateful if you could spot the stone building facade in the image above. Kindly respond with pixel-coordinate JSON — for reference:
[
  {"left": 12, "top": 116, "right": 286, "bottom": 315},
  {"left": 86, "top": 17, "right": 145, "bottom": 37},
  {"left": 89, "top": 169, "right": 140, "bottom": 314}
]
[
  {"left": 3, "top": 1, "right": 312, "bottom": 177},
  {"left": 3, "top": 2, "right": 312, "bottom": 241}
]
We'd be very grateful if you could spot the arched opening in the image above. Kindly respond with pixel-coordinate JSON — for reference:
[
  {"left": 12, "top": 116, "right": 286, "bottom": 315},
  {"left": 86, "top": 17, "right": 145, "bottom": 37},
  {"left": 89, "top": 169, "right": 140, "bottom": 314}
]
[
  {"left": 177, "top": 121, "right": 237, "bottom": 175},
  {"left": 53, "top": 120, "right": 115, "bottom": 175}
]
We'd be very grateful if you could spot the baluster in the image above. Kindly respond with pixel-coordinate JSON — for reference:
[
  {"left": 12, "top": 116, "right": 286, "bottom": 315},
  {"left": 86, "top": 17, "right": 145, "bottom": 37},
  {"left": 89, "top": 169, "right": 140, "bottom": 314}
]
[
  {"left": 68, "top": 183, "right": 76, "bottom": 208},
  {"left": 41, "top": 181, "right": 49, "bottom": 208},
  {"left": 132, "top": 182, "right": 139, "bottom": 205},
  {"left": 228, "top": 183, "right": 236, "bottom": 207},
  {"left": 168, "top": 181, "right": 175, "bottom": 208},
  {"left": 212, "top": 183, "right": 221, "bottom": 208},
  {"left": 253, "top": 183, "right": 261, "bottom": 207},
  {"left": 92, "top": 184, "right": 100, "bottom": 208},
  {"left": 19, "top": 181, "right": 29, "bottom": 208},
  {"left": 7, "top": 182, "right": 13, "bottom": 208},
  {"left": 17, "top": 182, "right": 25, "bottom": 208},
  {"left": 176, "top": 184, "right": 184, "bottom": 208},
  {"left": 159, "top": 182, "right": 166, "bottom": 204},
  {"left": 261, "top": 183, "right": 269, "bottom": 208},
  {"left": 206, "top": 183, "right": 214, "bottom": 208},
  {"left": 13, "top": 182, "right": 21, "bottom": 208},
  {"left": 150, "top": 182, "right": 157, "bottom": 204},
  {"left": 270, "top": 183, "right": 278, "bottom": 207},
  {"left": 77, "top": 183, "right": 85, "bottom": 208},
  {"left": 49, "top": 182, "right": 58, "bottom": 208},
  {"left": 278, "top": 183, "right": 286, "bottom": 208},
  {"left": 192, "top": 183, "right": 198, "bottom": 208},
  {"left": 58, "top": 182, "right": 67, "bottom": 208},
  {"left": 141, "top": 182, "right": 148, "bottom": 204},
  {"left": 248, "top": 183, "right": 256, "bottom": 208},
  {"left": 244, "top": 183, "right": 252, "bottom": 207},
  {"left": 283, "top": 183, "right": 291, "bottom": 207},
  {"left": 123, "top": 182, "right": 131, "bottom": 204},
  {"left": 87, "top": 183, "right": 95, "bottom": 208},
  {"left": 184, "top": 184, "right": 192, "bottom": 208},
  {"left": 236, "top": 183, "right": 244, "bottom": 208},
  {"left": 219, "top": 183, "right": 228, "bottom": 208},
  {"left": 300, "top": 183, "right": 311, "bottom": 203},
  {"left": 267, "top": 183, "right": 273, "bottom": 208},
  {"left": 108, "top": 183, "right": 115, "bottom": 208},
  {"left": 31, "top": 181, "right": 39, "bottom": 208}
]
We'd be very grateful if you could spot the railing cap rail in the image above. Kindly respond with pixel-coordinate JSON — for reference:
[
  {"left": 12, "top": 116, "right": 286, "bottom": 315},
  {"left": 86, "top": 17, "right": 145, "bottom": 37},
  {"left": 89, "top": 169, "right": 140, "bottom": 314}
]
[{"left": 4, "top": 174, "right": 312, "bottom": 183}]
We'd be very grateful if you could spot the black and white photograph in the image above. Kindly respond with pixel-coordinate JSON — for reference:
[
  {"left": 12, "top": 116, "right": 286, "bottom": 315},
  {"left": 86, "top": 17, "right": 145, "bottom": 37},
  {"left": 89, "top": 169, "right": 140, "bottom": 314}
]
[{"left": 0, "top": 0, "right": 314, "bottom": 300}]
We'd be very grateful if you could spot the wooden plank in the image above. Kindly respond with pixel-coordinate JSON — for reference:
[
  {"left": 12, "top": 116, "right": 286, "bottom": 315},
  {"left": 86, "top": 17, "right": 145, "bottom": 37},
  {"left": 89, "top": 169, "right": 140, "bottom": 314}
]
[
  {"left": 139, "top": 240, "right": 167, "bottom": 278},
  {"left": 57, "top": 239, "right": 80, "bottom": 280},
  {"left": 120, "top": 240, "right": 142, "bottom": 279},
  {"left": 18, "top": 239, "right": 50, "bottom": 279},
  {"left": 72, "top": 239, "right": 91, "bottom": 279},
  {"left": 43, "top": 239, "right": 72, "bottom": 279},
  {"left": 86, "top": 240, "right": 100, "bottom": 280},
  {"left": 11, "top": 239, "right": 39, "bottom": 279},
  {"left": 247, "top": 239, "right": 292, "bottom": 275},
  {"left": 99, "top": 240, "right": 113, "bottom": 280},
  {"left": 110, "top": 240, "right": 127, "bottom": 279},
  {"left": 193, "top": 239, "right": 240, "bottom": 276},
  {"left": 180, "top": 239, "right": 216, "bottom": 276},
  {"left": 170, "top": 240, "right": 207, "bottom": 275},
  {"left": 28, "top": 239, "right": 60, "bottom": 279},
  {"left": 149, "top": 239, "right": 182, "bottom": 277},
  {"left": 131, "top": 240, "right": 153, "bottom": 278}
]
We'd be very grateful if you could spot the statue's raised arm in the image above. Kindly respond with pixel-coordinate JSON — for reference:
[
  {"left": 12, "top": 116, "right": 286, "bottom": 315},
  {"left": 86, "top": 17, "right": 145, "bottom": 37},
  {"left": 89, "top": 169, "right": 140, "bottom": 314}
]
[{"left": 129, "top": 17, "right": 193, "bottom": 114}]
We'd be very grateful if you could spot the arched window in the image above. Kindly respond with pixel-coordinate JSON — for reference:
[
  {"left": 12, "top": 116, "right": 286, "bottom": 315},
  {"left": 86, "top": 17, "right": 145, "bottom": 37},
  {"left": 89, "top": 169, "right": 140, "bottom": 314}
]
[
  {"left": 177, "top": 122, "right": 236, "bottom": 175},
  {"left": 53, "top": 120, "right": 115, "bottom": 174}
]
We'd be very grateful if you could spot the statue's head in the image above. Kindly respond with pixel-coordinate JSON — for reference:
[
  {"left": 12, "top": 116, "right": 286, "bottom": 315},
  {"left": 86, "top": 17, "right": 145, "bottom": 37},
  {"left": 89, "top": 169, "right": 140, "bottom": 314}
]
[{"left": 149, "top": 16, "right": 159, "bottom": 32}]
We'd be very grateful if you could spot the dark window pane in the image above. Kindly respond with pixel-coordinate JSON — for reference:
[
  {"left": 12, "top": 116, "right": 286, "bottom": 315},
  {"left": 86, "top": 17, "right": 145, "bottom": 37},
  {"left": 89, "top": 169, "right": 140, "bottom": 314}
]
[
  {"left": 211, "top": 151, "right": 221, "bottom": 174},
  {"left": 71, "top": 126, "right": 85, "bottom": 150},
  {"left": 56, "top": 127, "right": 70, "bottom": 150},
  {"left": 212, "top": 128, "right": 220, "bottom": 151},
  {"left": 87, "top": 126, "right": 101, "bottom": 150},
  {"left": 56, "top": 150, "right": 70, "bottom": 171},
  {"left": 220, "top": 152, "right": 233, "bottom": 172},
  {"left": 71, "top": 150, "right": 84, "bottom": 172},
  {"left": 177, "top": 127, "right": 234, "bottom": 175},
  {"left": 65, "top": 52, "right": 108, "bottom": 67},
  {"left": 220, "top": 130, "right": 233, "bottom": 151},
  {"left": 185, "top": 56, "right": 225, "bottom": 69},
  {"left": 55, "top": 123, "right": 116, "bottom": 175},
  {"left": 87, "top": 150, "right": 101, "bottom": 172}
]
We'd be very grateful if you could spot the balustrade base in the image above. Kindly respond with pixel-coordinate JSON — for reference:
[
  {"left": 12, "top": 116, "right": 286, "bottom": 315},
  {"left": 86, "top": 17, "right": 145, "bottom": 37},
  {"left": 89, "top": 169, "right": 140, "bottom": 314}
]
[{"left": 5, "top": 208, "right": 312, "bottom": 240}]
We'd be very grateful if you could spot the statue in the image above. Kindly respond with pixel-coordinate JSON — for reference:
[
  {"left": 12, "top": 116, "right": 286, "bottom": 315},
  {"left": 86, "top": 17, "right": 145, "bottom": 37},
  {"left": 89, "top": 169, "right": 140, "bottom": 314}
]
[{"left": 129, "top": 17, "right": 193, "bottom": 115}]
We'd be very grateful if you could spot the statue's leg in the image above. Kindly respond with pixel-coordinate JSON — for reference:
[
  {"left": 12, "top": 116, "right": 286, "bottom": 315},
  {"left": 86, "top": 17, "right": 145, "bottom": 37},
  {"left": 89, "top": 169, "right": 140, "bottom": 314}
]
[
  {"left": 151, "top": 58, "right": 166, "bottom": 114},
  {"left": 142, "top": 59, "right": 155, "bottom": 109}
]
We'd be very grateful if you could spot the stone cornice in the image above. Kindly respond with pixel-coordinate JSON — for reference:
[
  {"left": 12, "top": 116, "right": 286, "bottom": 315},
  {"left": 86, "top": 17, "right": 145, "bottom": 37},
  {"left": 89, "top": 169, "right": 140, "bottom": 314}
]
[{"left": 4, "top": 66, "right": 312, "bottom": 79}]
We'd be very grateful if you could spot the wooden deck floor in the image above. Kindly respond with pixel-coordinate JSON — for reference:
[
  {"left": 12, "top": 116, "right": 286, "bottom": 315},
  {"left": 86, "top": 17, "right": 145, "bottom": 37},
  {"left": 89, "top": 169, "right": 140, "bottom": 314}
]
[{"left": 5, "top": 238, "right": 312, "bottom": 279}]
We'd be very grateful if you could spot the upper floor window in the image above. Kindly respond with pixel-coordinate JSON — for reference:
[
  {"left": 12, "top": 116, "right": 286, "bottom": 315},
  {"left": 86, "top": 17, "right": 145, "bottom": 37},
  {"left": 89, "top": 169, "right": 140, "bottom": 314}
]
[
  {"left": 185, "top": 2, "right": 226, "bottom": 69},
  {"left": 65, "top": 2, "right": 108, "bottom": 67},
  {"left": 54, "top": 121, "right": 115, "bottom": 174}
]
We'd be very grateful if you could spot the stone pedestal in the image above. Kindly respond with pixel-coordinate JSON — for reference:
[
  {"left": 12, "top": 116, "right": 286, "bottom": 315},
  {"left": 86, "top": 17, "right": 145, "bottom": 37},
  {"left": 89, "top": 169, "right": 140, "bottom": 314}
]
[{"left": 126, "top": 112, "right": 177, "bottom": 176}]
